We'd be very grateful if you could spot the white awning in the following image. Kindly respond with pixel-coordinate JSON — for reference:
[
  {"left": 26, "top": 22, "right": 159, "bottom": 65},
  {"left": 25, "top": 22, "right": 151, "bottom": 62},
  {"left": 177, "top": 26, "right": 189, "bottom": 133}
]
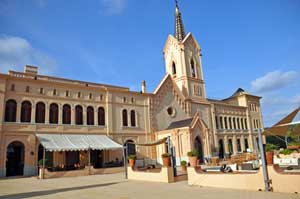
[{"left": 36, "top": 134, "right": 123, "bottom": 152}]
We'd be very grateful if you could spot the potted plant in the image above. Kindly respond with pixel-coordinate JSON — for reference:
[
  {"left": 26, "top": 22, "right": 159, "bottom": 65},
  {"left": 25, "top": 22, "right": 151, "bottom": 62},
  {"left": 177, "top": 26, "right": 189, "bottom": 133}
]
[
  {"left": 265, "top": 143, "right": 278, "bottom": 165},
  {"left": 161, "top": 153, "right": 171, "bottom": 167},
  {"left": 187, "top": 149, "right": 198, "bottom": 167},
  {"left": 38, "top": 159, "right": 47, "bottom": 179},
  {"left": 128, "top": 155, "right": 136, "bottom": 167},
  {"left": 38, "top": 159, "right": 47, "bottom": 167},
  {"left": 279, "top": 149, "right": 293, "bottom": 156},
  {"left": 286, "top": 125, "right": 300, "bottom": 150},
  {"left": 181, "top": 160, "right": 187, "bottom": 172},
  {"left": 287, "top": 142, "right": 300, "bottom": 150}
]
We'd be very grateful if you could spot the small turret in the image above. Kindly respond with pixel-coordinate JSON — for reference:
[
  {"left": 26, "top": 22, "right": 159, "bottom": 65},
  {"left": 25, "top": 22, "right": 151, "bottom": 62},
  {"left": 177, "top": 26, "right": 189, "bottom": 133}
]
[{"left": 142, "top": 80, "right": 146, "bottom": 93}]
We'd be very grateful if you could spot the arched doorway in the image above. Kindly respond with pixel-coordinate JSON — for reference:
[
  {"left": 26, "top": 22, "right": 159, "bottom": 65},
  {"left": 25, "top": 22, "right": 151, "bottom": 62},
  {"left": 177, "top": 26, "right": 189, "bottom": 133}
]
[
  {"left": 218, "top": 139, "right": 224, "bottom": 159},
  {"left": 194, "top": 136, "right": 204, "bottom": 164},
  {"left": 6, "top": 141, "right": 25, "bottom": 177}
]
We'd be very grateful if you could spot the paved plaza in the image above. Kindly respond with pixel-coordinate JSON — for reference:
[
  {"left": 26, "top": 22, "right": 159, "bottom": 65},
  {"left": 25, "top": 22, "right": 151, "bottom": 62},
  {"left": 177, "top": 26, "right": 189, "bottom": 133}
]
[{"left": 0, "top": 173, "right": 298, "bottom": 199}]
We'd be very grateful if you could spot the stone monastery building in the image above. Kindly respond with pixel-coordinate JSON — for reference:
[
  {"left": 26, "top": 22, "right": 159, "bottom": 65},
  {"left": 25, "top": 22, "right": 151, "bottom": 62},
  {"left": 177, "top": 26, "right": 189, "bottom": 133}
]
[{"left": 0, "top": 4, "right": 264, "bottom": 177}]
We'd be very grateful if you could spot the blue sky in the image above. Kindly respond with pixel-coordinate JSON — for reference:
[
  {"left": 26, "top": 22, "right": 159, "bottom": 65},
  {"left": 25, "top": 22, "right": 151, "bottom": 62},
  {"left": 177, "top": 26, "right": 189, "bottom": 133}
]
[{"left": 0, "top": 0, "right": 299, "bottom": 127}]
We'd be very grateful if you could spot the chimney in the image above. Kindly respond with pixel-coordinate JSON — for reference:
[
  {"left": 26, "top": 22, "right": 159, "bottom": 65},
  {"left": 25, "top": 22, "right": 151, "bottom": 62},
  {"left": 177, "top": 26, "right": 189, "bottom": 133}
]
[
  {"left": 142, "top": 80, "right": 146, "bottom": 93},
  {"left": 24, "top": 65, "right": 38, "bottom": 75}
]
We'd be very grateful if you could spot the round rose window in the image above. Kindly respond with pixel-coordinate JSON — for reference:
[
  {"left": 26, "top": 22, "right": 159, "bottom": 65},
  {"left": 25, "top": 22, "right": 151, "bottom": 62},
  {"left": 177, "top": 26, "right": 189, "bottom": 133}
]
[{"left": 167, "top": 107, "right": 176, "bottom": 117}]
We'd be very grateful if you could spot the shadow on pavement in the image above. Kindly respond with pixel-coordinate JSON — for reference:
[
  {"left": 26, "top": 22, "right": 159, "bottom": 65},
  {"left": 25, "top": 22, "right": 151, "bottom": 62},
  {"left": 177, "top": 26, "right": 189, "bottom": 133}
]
[{"left": 0, "top": 181, "right": 123, "bottom": 199}]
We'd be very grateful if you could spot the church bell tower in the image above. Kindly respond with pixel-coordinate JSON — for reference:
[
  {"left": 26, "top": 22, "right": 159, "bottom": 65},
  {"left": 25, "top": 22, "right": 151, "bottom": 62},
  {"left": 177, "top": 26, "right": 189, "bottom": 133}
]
[{"left": 163, "top": 2, "right": 206, "bottom": 101}]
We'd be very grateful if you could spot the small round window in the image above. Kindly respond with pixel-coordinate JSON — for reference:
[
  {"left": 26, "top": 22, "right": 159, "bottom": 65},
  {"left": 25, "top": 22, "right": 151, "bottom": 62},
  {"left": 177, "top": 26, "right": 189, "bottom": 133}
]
[{"left": 167, "top": 107, "right": 176, "bottom": 117}]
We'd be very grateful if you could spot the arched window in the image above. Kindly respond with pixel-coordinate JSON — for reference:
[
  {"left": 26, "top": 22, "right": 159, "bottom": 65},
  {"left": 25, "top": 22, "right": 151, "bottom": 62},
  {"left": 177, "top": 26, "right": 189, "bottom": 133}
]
[
  {"left": 215, "top": 116, "right": 219, "bottom": 129},
  {"left": 219, "top": 116, "right": 223, "bottom": 129},
  {"left": 237, "top": 138, "right": 242, "bottom": 152},
  {"left": 49, "top": 103, "right": 58, "bottom": 124},
  {"left": 5, "top": 99, "right": 17, "bottom": 122},
  {"left": 218, "top": 139, "right": 224, "bottom": 158},
  {"left": 191, "top": 59, "right": 196, "bottom": 77},
  {"left": 62, "top": 104, "right": 71, "bottom": 124},
  {"left": 233, "top": 117, "right": 236, "bottom": 129},
  {"left": 122, "top": 109, "right": 128, "bottom": 126},
  {"left": 229, "top": 117, "right": 232, "bottom": 129},
  {"left": 224, "top": 117, "right": 228, "bottom": 129},
  {"left": 98, "top": 107, "right": 105, "bottom": 126},
  {"left": 244, "top": 138, "right": 249, "bottom": 150},
  {"left": 35, "top": 102, "right": 45, "bottom": 123},
  {"left": 21, "top": 101, "right": 31, "bottom": 123},
  {"left": 241, "top": 118, "right": 244, "bottom": 129},
  {"left": 244, "top": 118, "right": 248, "bottom": 129},
  {"left": 228, "top": 139, "right": 233, "bottom": 154},
  {"left": 237, "top": 118, "right": 240, "bottom": 129},
  {"left": 75, "top": 105, "right": 83, "bottom": 125},
  {"left": 11, "top": 84, "right": 15, "bottom": 91},
  {"left": 130, "top": 110, "right": 136, "bottom": 127},
  {"left": 172, "top": 61, "right": 176, "bottom": 75},
  {"left": 87, "top": 106, "right": 94, "bottom": 125}
]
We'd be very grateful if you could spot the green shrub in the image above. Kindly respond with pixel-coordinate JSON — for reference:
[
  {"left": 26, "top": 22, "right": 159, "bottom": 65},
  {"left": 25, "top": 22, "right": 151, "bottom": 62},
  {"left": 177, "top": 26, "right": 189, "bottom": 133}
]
[
  {"left": 127, "top": 155, "right": 136, "bottom": 160},
  {"left": 187, "top": 149, "right": 198, "bottom": 157},
  {"left": 161, "top": 153, "right": 171, "bottom": 158},
  {"left": 265, "top": 143, "right": 278, "bottom": 152},
  {"left": 279, "top": 149, "right": 293, "bottom": 155},
  {"left": 180, "top": 160, "right": 187, "bottom": 166},
  {"left": 38, "top": 159, "right": 47, "bottom": 166},
  {"left": 288, "top": 142, "right": 300, "bottom": 146}
]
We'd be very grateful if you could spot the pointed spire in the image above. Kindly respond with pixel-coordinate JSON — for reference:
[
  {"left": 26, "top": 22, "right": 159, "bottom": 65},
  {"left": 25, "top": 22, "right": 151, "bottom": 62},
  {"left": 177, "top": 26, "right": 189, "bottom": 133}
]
[{"left": 174, "top": 0, "right": 186, "bottom": 41}]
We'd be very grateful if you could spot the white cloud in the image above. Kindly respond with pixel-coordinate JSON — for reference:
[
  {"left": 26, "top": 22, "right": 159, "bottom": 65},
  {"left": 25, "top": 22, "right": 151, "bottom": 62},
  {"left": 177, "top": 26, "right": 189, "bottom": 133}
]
[
  {"left": 99, "top": 0, "right": 126, "bottom": 15},
  {"left": 250, "top": 70, "right": 300, "bottom": 127},
  {"left": 0, "top": 35, "right": 57, "bottom": 75},
  {"left": 251, "top": 70, "right": 299, "bottom": 93},
  {"left": 260, "top": 94, "right": 300, "bottom": 127}
]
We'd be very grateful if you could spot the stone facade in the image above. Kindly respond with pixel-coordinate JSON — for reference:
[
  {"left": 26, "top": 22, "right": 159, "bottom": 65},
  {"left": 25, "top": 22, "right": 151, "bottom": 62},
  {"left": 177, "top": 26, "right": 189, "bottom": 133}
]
[{"left": 0, "top": 5, "right": 264, "bottom": 176}]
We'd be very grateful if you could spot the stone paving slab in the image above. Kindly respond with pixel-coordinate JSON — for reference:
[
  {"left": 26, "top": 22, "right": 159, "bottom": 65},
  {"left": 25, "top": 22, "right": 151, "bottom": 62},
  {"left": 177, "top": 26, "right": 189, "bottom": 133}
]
[{"left": 0, "top": 173, "right": 298, "bottom": 199}]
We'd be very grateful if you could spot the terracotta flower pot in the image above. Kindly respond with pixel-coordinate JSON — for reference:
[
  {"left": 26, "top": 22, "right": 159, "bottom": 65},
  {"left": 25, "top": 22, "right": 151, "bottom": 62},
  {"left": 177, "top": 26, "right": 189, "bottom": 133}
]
[
  {"left": 129, "top": 159, "right": 135, "bottom": 167},
  {"left": 265, "top": 151, "right": 274, "bottom": 165},
  {"left": 181, "top": 165, "right": 187, "bottom": 172},
  {"left": 162, "top": 157, "right": 171, "bottom": 167},
  {"left": 287, "top": 145, "right": 300, "bottom": 150},
  {"left": 189, "top": 156, "right": 197, "bottom": 167}
]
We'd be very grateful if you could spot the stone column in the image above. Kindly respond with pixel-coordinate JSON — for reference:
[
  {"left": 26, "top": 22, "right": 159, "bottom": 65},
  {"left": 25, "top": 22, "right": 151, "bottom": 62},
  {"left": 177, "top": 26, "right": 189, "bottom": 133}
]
[
  {"left": 45, "top": 102, "right": 49, "bottom": 124},
  {"left": 31, "top": 103, "right": 36, "bottom": 123},
  {"left": 223, "top": 135, "right": 229, "bottom": 155},
  {"left": 83, "top": 106, "right": 87, "bottom": 125},
  {"left": 71, "top": 105, "right": 75, "bottom": 125},
  {"left": 58, "top": 103, "right": 62, "bottom": 125},
  {"left": 240, "top": 135, "right": 245, "bottom": 152},
  {"left": 94, "top": 108, "right": 98, "bottom": 126},
  {"left": 106, "top": 92, "right": 113, "bottom": 135},
  {"left": 222, "top": 116, "right": 225, "bottom": 130},
  {"left": 232, "top": 135, "right": 238, "bottom": 154},
  {"left": 16, "top": 100, "right": 21, "bottom": 123},
  {"left": 210, "top": 104, "right": 218, "bottom": 149},
  {"left": 246, "top": 109, "right": 254, "bottom": 151}
]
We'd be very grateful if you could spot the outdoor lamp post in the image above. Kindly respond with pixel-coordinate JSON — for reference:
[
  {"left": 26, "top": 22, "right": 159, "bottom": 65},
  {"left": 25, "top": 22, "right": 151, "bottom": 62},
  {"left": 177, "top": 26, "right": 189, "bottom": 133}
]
[{"left": 257, "top": 128, "right": 271, "bottom": 191}]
